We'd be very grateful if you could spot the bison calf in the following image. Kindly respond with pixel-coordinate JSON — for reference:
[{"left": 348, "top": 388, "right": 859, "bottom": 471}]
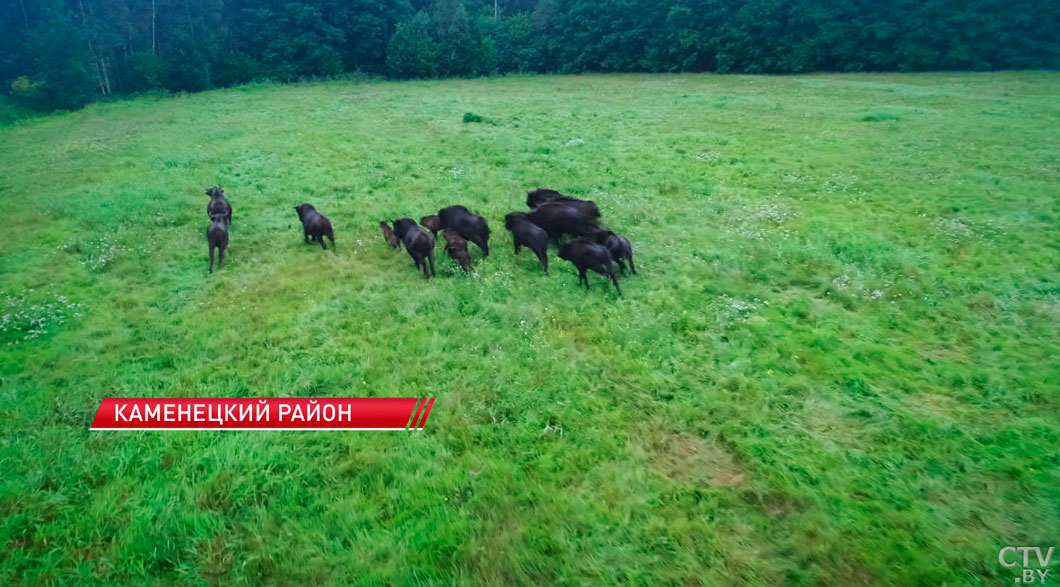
[
  {"left": 207, "top": 215, "right": 229, "bottom": 273},
  {"left": 295, "top": 204, "right": 335, "bottom": 250},
  {"left": 380, "top": 220, "right": 401, "bottom": 249},
  {"left": 206, "top": 186, "right": 232, "bottom": 226},
  {"left": 438, "top": 205, "right": 490, "bottom": 257},
  {"left": 420, "top": 215, "right": 443, "bottom": 237},
  {"left": 393, "top": 218, "right": 436, "bottom": 279},
  {"left": 589, "top": 229, "right": 636, "bottom": 274},
  {"left": 558, "top": 239, "right": 621, "bottom": 296},
  {"left": 504, "top": 212, "right": 549, "bottom": 275},
  {"left": 442, "top": 228, "right": 472, "bottom": 273}
]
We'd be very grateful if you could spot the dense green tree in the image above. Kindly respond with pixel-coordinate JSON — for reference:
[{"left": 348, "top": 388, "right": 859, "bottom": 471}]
[
  {"left": 0, "top": 0, "right": 1056, "bottom": 111},
  {"left": 387, "top": 11, "right": 439, "bottom": 78}
]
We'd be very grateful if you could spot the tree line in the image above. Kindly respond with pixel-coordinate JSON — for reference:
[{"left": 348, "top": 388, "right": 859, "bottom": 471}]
[{"left": 2, "top": 0, "right": 1057, "bottom": 111}]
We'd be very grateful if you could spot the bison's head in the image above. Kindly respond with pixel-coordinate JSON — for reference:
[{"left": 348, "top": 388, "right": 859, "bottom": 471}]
[
  {"left": 392, "top": 218, "right": 418, "bottom": 239},
  {"left": 526, "top": 188, "right": 562, "bottom": 209},
  {"left": 295, "top": 203, "right": 315, "bottom": 221},
  {"left": 206, "top": 186, "right": 224, "bottom": 199}
]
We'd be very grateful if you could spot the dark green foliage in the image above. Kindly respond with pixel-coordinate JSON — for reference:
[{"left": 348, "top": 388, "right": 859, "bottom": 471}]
[
  {"left": 462, "top": 111, "right": 483, "bottom": 122},
  {"left": 126, "top": 52, "right": 164, "bottom": 93},
  {"left": 387, "top": 12, "right": 439, "bottom": 78},
  {"left": 0, "top": 0, "right": 1057, "bottom": 111},
  {"left": 211, "top": 52, "right": 261, "bottom": 87},
  {"left": 22, "top": 15, "right": 98, "bottom": 110}
]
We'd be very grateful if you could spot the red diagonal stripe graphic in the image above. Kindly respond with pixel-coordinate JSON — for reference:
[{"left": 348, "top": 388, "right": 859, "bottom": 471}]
[
  {"left": 406, "top": 398, "right": 424, "bottom": 430},
  {"left": 417, "top": 398, "right": 435, "bottom": 429}
]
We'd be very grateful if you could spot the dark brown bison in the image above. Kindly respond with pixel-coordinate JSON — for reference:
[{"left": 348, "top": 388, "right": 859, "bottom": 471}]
[
  {"left": 526, "top": 188, "right": 600, "bottom": 219},
  {"left": 504, "top": 212, "right": 549, "bottom": 275},
  {"left": 380, "top": 220, "right": 401, "bottom": 249},
  {"left": 442, "top": 228, "right": 472, "bottom": 273},
  {"left": 438, "top": 205, "right": 490, "bottom": 256},
  {"left": 295, "top": 204, "right": 335, "bottom": 250},
  {"left": 589, "top": 229, "right": 635, "bottom": 274},
  {"left": 527, "top": 202, "right": 598, "bottom": 241},
  {"left": 558, "top": 239, "right": 621, "bottom": 296},
  {"left": 420, "top": 215, "right": 443, "bottom": 237},
  {"left": 206, "top": 186, "right": 232, "bottom": 225},
  {"left": 207, "top": 214, "right": 229, "bottom": 273},
  {"left": 393, "top": 218, "right": 436, "bottom": 279}
]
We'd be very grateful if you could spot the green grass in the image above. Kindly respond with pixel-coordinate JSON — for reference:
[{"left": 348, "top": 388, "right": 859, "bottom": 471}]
[{"left": 1, "top": 72, "right": 1059, "bottom": 585}]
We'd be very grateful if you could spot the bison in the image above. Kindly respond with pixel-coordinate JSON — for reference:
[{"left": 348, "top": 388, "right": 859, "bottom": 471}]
[
  {"left": 526, "top": 188, "right": 600, "bottom": 219},
  {"left": 380, "top": 220, "right": 401, "bottom": 249},
  {"left": 295, "top": 204, "right": 335, "bottom": 250},
  {"left": 206, "top": 186, "right": 232, "bottom": 226},
  {"left": 504, "top": 212, "right": 549, "bottom": 275},
  {"left": 438, "top": 205, "right": 490, "bottom": 256},
  {"left": 589, "top": 229, "right": 636, "bottom": 275},
  {"left": 442, "top": 228, "right": 472, "bottom": 273},
  {"left": 206, "top": 214, "right": 229, "bottom": 273},
  {"left": 393, "top": 218, "right": 436, "bottom": 279},
  {"left": 420, "top": 215, "right": 443, "bottom": 238},
  {"left": 527, "top": 201, "right": 598, "bottom": 241},
  {"left": 558, "top": 239, "right": 621, "bottom": 296}
]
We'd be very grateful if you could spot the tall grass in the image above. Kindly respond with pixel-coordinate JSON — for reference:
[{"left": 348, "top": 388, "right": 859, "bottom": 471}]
[{"left": 1, "top": 73, "right": 1058, "bottom": 584}]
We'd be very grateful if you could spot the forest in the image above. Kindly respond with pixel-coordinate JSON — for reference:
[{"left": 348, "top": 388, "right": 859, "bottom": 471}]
[{"left": 2, "top": 0, "right": 1058, "bottom": 111}]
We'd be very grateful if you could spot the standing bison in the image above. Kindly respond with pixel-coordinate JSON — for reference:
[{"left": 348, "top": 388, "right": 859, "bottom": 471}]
[
  {"left": 438, "top": 205, "right": 490, "bottom": 257},
  {"left": 527, "top": 202, "right": 598, "bottom": 241},
  {"left": 206, "top": 214, "right": 229, "bottom": 273},
  {"left": 206, "top": 186, "right": 232, "bottom": 226},
  {"left": 526, "top": 188, "right": 600, "bottom": 220},
  {"left": 295, "top": 204, "right": 335, "bottom": 250},
  {"left": 559, "top": 239, "right": 621, "bottom": 296},
  {"left": 393, "top": 218, "right": 436, "bottom": 279},
  {"left": 505, "top": 212, "right": 549, "bottom": 275}
]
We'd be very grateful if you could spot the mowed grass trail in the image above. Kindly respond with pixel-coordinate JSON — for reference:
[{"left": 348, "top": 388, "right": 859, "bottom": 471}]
[{"left": 1, "top": 72, "right": 1058, "bottom": 584}]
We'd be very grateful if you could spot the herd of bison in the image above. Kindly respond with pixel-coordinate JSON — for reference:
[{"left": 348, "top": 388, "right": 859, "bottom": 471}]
[{"left": 205, "top": 187, "right": 635, "bottom": 295}]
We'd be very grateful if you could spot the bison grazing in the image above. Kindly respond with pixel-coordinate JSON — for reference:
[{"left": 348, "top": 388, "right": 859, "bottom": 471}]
[
  {"left": 504, "top": 212, "right": 549, "bottom": 275},
  {"left": 442, "top": 228, "right": 472, "bottom": 273},
  {"left": 589, "top": 229, "right": 636, "bottom": 274},
  {"left": 420, "top": 215, "right": 443, "bottom": 237},
  {"left": 393, "top": 218, "right": 436, "bottom": 279},
  {"left": 295, "top": 204, "right": 335, "bottom": 250},
  {"left": 526, "top": 188, "right": 600, "bottom": 219},
  {"left": 527, "top": 201, "right": 598, "bottom": 241},
  {"left": 558, "top": 239, "right": 621, "bottom": 296},
  {"left": 206, "top": 186, "right": 232, "bottom": 226},
  {"left": 206, "top": 214, "right": 229, "bottom": 273},
  {"left": 380, "top": 220, "right": 401, "bottom": 249},
  {"left": 438, "top": 205, "right": 490, "bottom": 257}
]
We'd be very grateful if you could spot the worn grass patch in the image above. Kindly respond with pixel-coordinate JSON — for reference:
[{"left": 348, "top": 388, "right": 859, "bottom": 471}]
[{"left": 1, "top": 72, "right": 1058, "bottom": 585}]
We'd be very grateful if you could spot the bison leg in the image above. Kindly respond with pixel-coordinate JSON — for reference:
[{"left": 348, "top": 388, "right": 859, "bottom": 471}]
[
  {"left": 514, "top": 242, "right": 521, "bottom": 255},
  {"left": 473, "top": 237, "right": 489, "bottom": 257},
  {"left": 428, "top": 250, "right": 436, "bottom": 277},
  {"left": 579, "top": 268, "right": 589, "bottom": 290},
  {"left": 627, "top": 253, "right": 636, "bottom": 274},
  {"left": 534, "top": 247, "right": 549, "bottom": 275},
  {"left": 218, "top": 245, "right": 226, "bottom": 269},
  {"left": 209, "top": 245, "right": 215, "bottom": 273},
  {"left": 609, "top": 268, "right": 622, "bottom": 296},
  {"left": 327, "top": 230, "right": 335, "bottom": 252}
]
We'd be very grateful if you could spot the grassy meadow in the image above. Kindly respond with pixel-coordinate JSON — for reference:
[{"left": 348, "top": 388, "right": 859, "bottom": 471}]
[{"left": 1, "top": 72, "right": 1058, "bottom": 584}]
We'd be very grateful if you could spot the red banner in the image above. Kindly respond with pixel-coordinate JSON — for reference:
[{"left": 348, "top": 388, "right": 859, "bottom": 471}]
[{"left": 90, "top": 397, "right": 435, "bottom": 430}]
